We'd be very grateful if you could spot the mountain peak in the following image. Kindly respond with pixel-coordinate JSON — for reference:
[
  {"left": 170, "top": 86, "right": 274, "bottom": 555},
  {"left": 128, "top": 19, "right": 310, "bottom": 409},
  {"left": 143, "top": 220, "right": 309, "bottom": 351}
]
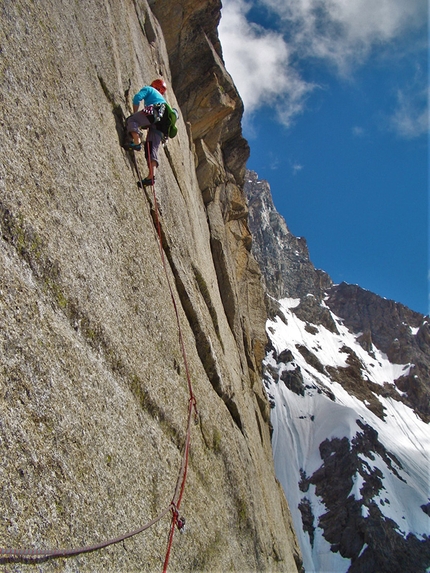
[
  {"left": 245, "top": 170, "right": 332, "bottom": 301},
  {"left": 247, "top": 170, "right": 430, "bottom": 573}
]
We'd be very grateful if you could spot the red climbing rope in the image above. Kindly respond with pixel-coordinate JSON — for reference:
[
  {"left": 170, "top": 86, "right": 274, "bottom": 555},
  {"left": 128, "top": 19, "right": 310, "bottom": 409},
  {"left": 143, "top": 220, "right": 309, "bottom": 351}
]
[
  {"left": 147, "top": 148, "right": 196, "bottom": 405},
  {"left": 144, "top": 141, "right": 198, "bottom": 572},
  {"left": 1, "top": 142, "right": 197, "bottom": 571},
  {"left": 162, "top": 397, "right": 194, "bottom": 573}
]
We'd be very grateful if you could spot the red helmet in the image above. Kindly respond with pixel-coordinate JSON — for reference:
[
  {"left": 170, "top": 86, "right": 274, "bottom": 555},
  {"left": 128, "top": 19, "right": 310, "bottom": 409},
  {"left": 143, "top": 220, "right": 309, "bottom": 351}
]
[{"left": 151, "top": 79, "right": 167, "bottom": 94}]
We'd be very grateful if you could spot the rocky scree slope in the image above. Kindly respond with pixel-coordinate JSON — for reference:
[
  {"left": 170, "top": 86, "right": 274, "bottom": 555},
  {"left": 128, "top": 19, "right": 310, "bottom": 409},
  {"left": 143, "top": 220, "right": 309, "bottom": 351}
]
[
  {"left": 245, "top": 171, "right": 430, "bottom": 573},
  {"left": 0, "top": 2, "right": 301, "bottom": 572}
]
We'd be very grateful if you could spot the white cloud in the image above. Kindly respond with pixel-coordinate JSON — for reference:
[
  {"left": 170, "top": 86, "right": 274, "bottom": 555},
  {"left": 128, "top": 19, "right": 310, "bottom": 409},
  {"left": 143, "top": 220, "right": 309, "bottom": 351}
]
[
  {"left": 292, "top": 162, "right": 304, "bottom": 175},
  {"left": 390, "top": 94, "right": 428, "bottom": 139},
  {"left": 259, "top": 0, "right": 426, "bottom": 72},
  {"left": 219, "top": 0, "right": 315, "bottom": 127},
  {"left": 388, "top": 84, "right": 429, "bottom": 139},
  {"left": 268, "top": 153, "right": 280, "bottom": 170},
  {"left": 219, "top": 0, "right": 427, "bottom": 132},
  {"left": 352, "top": 126, "right": 365, "bottom": 137}
]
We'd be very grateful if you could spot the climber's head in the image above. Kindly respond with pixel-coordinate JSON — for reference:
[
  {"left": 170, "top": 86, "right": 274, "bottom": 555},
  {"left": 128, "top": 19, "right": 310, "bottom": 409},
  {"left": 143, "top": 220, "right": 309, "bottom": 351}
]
[{"left": 151, "top": 79, "right": 167, "bottom": 95}]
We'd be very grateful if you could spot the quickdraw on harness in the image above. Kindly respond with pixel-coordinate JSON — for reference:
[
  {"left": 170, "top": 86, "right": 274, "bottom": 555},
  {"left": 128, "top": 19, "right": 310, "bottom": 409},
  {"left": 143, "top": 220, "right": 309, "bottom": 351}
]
[
  {"left": 143, "top": 103, "right": 165, "bottom": 124},
  {"left": 142, "top": 103, "right": 178, "bottom": 140}
]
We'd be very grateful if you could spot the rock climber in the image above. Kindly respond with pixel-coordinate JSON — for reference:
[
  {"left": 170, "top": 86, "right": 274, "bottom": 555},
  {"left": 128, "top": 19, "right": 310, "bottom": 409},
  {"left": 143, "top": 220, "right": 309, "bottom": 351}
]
[{"left": 125, "top": 78, "right": 168, "bottom": 186}]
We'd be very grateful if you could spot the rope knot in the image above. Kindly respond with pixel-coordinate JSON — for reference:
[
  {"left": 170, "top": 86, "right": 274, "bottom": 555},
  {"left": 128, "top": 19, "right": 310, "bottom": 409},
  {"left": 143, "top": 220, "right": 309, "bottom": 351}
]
[{"left": 168, "top": 505, "right": 185, "bottom": 533}]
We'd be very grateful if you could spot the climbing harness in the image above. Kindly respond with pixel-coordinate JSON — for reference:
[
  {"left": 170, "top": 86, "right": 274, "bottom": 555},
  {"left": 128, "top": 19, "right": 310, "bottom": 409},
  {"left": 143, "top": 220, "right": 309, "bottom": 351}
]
[
  {"left": 143, "top": 103, "right": 178, "bottom": 138},
  {"left": 1, "top": 141, "right": 197, "bottom": 573}
]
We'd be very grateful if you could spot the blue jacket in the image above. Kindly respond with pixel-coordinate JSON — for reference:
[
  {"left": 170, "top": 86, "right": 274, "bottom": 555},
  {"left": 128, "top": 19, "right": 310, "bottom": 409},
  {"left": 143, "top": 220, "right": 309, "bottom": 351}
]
[{"left": 132, "top": 86, "right": 166, "bottom": 108}]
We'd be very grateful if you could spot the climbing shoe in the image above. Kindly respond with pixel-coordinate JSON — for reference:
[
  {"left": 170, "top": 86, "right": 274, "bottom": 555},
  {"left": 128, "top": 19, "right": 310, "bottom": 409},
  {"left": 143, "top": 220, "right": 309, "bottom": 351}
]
[
  {"left": 130, "top": 142, "right": 142, "bottom": 151},
  {"left": 137, "top": 177, "right": 155, "bottom": 188},
  {"left": 124, "top": 141, "right": 141, "bottom": 151}
]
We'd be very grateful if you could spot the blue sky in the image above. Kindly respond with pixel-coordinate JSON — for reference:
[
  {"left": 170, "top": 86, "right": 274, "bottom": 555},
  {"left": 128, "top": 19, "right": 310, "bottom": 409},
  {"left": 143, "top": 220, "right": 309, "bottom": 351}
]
[{"left": 219, "top": 0, "right": 428, "bottom": 315}]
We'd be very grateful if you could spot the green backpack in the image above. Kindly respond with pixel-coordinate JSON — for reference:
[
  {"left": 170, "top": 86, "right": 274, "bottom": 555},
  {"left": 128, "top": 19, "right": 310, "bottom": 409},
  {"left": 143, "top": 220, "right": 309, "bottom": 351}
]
[
  {"left": 165, "top": 104, "right": 178, "bottom": 139},
  {"left": 152, "top": 103, "right": 179, "bottom": 139}
]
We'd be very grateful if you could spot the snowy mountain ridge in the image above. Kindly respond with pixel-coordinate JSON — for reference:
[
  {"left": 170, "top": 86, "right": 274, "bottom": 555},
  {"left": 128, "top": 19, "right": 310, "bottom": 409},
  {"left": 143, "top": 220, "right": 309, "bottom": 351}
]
[
  {"left": 265, "top": 296, "right": 429, "bottom": 573},
  {"left": 244, "top": 171, "right": 430, "bottom": 573}
]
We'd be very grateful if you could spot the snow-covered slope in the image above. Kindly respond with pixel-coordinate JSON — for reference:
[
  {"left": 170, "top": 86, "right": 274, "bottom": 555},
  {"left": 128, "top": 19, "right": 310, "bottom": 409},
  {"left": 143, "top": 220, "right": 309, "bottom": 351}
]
[
  {"left": 264, "top": 297, "right": 430, "bottom": 573},
  {"left": 244, "top": 170, "right": 430, "bottom": 573}
]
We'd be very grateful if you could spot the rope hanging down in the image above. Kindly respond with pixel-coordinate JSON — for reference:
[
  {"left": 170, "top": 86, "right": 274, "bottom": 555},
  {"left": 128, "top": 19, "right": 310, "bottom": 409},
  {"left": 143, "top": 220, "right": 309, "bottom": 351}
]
[
  {"left": 1, "top": 144, "right": 198, "bottom": 572},
  {"left": 143, "top": 141, "right": 198, "bottom": 573}
]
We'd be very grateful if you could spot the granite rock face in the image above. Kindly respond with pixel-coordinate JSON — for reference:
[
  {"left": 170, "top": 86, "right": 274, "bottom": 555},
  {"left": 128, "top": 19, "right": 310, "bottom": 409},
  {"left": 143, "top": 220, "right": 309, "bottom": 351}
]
[
  {"left": 0, "top": 2, "right": 301, "bottom": 572},
  {"left": 149, "top": 0, "right": 250, "bottom": 188},
  {"left": 152, "top": 1, "right": 269, "bottom": 421}
]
